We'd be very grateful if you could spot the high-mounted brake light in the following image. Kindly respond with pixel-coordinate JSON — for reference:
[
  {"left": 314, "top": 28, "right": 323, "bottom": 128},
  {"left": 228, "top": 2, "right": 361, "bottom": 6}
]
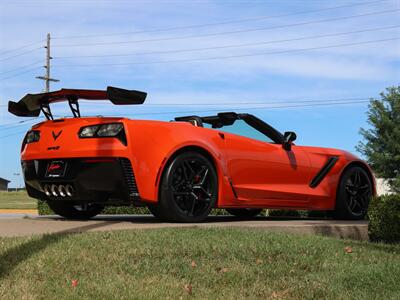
[{"left": 78, "top": 123, "right": 127, "bottom": 145}]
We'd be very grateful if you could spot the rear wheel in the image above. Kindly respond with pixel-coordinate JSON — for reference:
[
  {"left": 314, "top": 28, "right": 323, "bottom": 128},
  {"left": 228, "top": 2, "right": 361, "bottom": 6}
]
[
  {"left": 334, "top": 166, "right": 372, "bottom": 220},
  {"left": 226, "top": 208, "right": 262, "bottom": 218},
  {"left": 157, "top": 151, "right": 218, "bottom": 222},
  {"left": 47, "top": 201, "right": 104, "bottom": 220}
]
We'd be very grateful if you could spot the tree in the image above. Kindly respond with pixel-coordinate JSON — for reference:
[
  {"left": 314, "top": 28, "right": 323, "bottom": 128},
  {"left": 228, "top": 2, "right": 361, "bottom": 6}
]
[{"left": 357, "top": 85, "right": 400, "bottom": 193}]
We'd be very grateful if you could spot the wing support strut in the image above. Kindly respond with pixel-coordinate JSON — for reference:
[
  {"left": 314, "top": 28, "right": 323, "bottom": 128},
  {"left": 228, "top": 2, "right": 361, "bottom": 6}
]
[
  {"left": 68, "top": 97, "right": 81, "bottom": 118},
  {"left": 40, "top": 104, "right": 53, "bottom": 120}
]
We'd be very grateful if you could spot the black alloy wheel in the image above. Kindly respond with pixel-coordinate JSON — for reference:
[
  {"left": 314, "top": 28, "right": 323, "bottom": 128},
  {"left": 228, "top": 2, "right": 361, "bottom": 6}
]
[
  {"left": 156, "top": 151, "right": 218, "bottom": 222},
  {"left": 47, "top": 201, "right": 104, "bottom": 220},
  {"left": 334, "top": 166, "right": 372, "bottom": 220}
]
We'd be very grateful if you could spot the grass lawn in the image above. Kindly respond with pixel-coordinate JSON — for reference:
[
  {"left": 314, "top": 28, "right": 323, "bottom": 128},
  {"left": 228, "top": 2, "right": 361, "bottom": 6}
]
[
  {"left": 0, "top": 228, "right": 399, "bottom": 299},
  {"left": 0, "top": 191, "right": 36, "bottom": 209}
]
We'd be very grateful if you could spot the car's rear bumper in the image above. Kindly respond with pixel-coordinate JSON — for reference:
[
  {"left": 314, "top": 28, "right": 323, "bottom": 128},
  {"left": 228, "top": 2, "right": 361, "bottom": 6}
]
[{"left": 22, "top": 157, "right": 140, "bottom": 204}]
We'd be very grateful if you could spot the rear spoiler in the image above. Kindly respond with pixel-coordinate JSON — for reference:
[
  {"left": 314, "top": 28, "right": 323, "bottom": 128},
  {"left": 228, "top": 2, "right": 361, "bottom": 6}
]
[{"left": 8, "top": 86, "right": 147, "bottom": 119}]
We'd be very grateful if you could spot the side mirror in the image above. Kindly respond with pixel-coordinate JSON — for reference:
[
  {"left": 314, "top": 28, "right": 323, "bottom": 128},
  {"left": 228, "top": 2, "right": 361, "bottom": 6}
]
[{"left": 283, "top": 131, "right": 297, "bottom": 151}]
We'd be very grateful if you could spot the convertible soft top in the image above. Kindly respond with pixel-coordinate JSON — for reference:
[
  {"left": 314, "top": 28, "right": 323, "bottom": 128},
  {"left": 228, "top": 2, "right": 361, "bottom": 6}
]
[{"left": 8, "top": 86, "right": 147, "bottom": 119}]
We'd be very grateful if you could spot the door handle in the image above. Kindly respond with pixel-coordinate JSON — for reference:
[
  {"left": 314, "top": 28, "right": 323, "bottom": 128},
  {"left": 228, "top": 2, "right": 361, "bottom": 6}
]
[{"left": 218, "top": 132, "right": 225, "bottom": 140}]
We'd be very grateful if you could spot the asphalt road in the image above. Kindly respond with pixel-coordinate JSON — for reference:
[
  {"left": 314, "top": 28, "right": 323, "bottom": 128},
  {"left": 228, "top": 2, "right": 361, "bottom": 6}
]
[{"left": 0, "top": 214, "right": 368, "bottom": 240}]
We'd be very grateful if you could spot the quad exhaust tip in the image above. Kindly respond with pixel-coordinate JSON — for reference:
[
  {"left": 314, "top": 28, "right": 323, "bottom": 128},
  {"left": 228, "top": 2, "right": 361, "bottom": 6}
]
[
  {"left": 66, "top": 184, "right": 74, "bottom": 197},
  {"left": 44, "top": 184, "right": 74, "bottom": 197},
  {"left": 43, "top": 184, "right": 51, "bottom": 196},
  {"left": 50, "top": 184, "right": 58, "bottom": 197},
  {"left": 58, "top": 185, "right": 67, "bottom": 197}
]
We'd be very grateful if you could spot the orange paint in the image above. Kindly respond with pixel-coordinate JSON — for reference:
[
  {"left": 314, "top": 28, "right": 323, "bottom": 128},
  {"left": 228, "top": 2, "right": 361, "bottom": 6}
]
[{"left": 21, "top": 116, "right": 374, "bottom": 210}]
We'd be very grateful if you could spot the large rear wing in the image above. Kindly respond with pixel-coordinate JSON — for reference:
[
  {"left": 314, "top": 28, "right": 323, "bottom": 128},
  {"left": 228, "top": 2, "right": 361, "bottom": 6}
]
[{"left": 8, "top": 86, "right": 147, "bottom": 119}]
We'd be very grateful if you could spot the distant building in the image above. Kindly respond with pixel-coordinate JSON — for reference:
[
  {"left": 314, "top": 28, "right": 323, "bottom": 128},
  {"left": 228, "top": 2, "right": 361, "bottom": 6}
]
[
  {"left": 0, "top": 177, "right": 10, "bottom": 191},
  {"left": 376, "top": 178, "right": 392, "bottom": 195}
]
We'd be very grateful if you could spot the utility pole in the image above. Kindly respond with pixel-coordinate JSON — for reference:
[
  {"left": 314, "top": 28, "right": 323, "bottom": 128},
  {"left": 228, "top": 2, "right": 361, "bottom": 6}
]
[{"left": 36, "top": 33, "right": 59, "bottom": 92}]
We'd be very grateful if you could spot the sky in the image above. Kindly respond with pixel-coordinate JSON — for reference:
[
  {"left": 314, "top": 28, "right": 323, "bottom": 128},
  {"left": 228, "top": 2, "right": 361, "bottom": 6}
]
[{"left": 0, "top": 0, "right": 399, "bottom": 187}]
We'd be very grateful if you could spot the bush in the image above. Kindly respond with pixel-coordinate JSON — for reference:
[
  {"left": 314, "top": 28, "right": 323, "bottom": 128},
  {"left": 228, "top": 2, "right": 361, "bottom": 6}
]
[
  {"left": 368, "top": 194, "right": 400, "bottom": 243},
  {"left": 37, "top": 200, "right": 149, "bottom": 215},
  {"left": 37, "top": 200, "right": 53, "bottom": 215},
  {"left": 210, "top": 209, "right": 231, "bottom": 216}
]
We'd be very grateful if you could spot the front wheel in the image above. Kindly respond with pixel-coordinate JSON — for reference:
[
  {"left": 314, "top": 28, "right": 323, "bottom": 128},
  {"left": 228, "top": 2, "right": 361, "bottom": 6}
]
[
  {"left": 47, "top": 201, "right": 104, "bottom": 220},
  {"left": 226, "top": 208, "right": 263, "bottom": 218},
  {"left": 334, "top": 166, "right": 372, "bottom": 220},
  {"left": 157, "top": 151, "right": 218, "bottom": 222}
]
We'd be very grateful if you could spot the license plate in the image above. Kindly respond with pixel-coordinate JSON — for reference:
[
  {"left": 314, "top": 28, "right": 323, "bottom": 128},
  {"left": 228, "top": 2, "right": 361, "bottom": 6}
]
[{"left": 45, "top": 160, "right": 67, "bottom": 178}]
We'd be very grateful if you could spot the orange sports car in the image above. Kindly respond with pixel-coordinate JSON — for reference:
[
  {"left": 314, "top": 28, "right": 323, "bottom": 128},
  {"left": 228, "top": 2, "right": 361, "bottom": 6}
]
[{"left": 9, "top": 86, "right": 375, "bottom": 222}]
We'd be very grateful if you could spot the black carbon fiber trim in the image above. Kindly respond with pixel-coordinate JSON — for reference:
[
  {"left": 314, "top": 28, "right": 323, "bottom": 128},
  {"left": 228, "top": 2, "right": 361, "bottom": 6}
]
[
  {"left": 309, "top": 156, "right": 339, "bottom": 188},
  {"left": 120, "top": 158, "right": 139, "bottom": 198}
]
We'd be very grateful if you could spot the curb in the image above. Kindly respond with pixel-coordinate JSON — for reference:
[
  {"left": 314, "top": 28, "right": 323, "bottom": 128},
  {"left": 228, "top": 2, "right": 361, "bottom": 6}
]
[{"left": 0, "top": 209, "right": 38, "bottom": 214}]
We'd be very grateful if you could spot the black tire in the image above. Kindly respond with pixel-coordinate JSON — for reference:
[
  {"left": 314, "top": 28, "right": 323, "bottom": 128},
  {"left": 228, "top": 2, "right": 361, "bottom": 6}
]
[
  {"left": 157, "top": 151, "right": 218, "bottom": 222},
  {"left": 226, "top": 208, "right": 262, "bottom": 218},
  {"left": 47, "top": 201, "right": 104, "bottom": 220},
  {"left": 334, "top": 166, "right": 372, "bottom": 220}
]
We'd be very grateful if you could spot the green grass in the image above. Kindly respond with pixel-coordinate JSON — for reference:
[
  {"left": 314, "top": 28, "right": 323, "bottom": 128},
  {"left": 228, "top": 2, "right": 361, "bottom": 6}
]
[
  {"left": 0, "top": 191, "right": 36, "bottom": 209},
  {"left": 0, "top": 228, "right": 399, "bottom": 299}
]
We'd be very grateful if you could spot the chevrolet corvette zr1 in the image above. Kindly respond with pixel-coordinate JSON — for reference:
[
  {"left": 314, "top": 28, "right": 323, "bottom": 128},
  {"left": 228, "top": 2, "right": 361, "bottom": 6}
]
[{"left": 8, "top": 87, "right": 375, "bottom": 222}]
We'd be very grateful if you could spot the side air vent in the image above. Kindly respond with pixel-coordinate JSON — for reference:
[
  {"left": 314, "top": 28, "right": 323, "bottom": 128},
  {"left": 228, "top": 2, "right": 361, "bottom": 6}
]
[
  {"left": 120, "top": 158, "right": 139, "bottom": 198},
  {"left": 309, "top": 156, "right": 339, "bottom": 188}
]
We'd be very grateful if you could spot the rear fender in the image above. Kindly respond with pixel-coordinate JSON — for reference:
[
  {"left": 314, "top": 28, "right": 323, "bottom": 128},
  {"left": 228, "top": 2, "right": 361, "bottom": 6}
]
[{"left": 127, "top": 121, "right": 233, "bottom": 205}]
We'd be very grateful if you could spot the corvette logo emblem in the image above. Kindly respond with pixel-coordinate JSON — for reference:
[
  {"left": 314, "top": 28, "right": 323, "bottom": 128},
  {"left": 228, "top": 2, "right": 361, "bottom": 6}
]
[{"left": 52, "top": 130, "right": 62, "bottom": 141}]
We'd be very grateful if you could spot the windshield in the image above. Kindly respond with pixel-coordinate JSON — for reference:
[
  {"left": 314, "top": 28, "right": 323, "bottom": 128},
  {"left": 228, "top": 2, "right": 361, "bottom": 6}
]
[{"left": 204, "top": 119, "right": 275, "bottom": 143}]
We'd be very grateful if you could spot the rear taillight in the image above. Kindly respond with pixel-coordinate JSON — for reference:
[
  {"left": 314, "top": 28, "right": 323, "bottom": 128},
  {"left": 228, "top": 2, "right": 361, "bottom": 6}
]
[
  {"left": 78, "top": 123, "right": 127, "bottom": 145},
  {"left": 21, "top": 130, "right": 40, "bottom": 151}
]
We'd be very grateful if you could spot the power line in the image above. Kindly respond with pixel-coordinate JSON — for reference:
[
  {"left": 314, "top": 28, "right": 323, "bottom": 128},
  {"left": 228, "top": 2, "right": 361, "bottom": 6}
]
[
  {"left": 53, "top": 9, "right": 400, "bottom": 48},
  {"left": 54, "top": 25, "right": 400, "bottom": 59},
  {"left": 53, "top": 0, "right": 388, "bottom": 40},
  {"left": 0, "top": 100, "right": 371, "bottom": 137},
  {"left": 0, "top": 120, "right": 40, "bottom": 131},
  {"left": 0, "top": 47, "right": 42, "bottom": 62},
  {"left": 110, "top": 100, "right": 372, "bottom": 117},
  {"left": 0, "top": 130, "right": 28, "bottom": 139},
  {"left": 0, "top": 97, "right": 372, "bottom": 129},
  {"left": 79, "top": 97, "right": 371, "bottom": 106},
  {"left": 138, "top": 98, "right": 372, "bottom": 106},
  {"left": 0, "top": 60, "right": 43, "bottom": 75},
  {"left": 0, "top": 117, "right": 41, "bottom": 128},
  {"left": 53, "top": 37, "right": 400, "bottom": 68},
  {"left": 0, "top": 39, "right": 45, "bottom": 56},
  {"left": 0, "top": 66, "right": 42, "bottom": 81}
]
